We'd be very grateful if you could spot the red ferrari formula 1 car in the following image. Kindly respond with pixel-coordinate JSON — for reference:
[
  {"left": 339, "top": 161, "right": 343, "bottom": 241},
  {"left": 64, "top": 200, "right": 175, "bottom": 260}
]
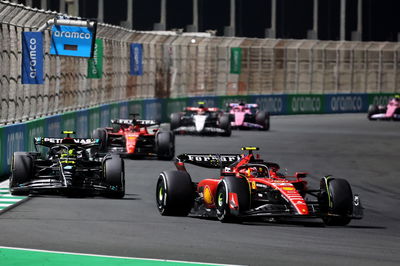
[
  {"left": 156, "top": 147, "right": 363, "bottom": 226},
  {"left": 92, "top": 115, "right": 175, "bottom": 160}
]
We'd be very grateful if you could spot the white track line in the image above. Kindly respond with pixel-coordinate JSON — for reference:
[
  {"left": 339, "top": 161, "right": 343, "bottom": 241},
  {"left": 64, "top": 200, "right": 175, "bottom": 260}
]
[{"left": 0, "top": 246, "right": 243, "bottom": 266}]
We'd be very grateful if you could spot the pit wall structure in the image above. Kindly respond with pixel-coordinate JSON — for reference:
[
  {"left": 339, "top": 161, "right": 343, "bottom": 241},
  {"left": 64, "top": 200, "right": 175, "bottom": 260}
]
[
  {"left": 0, "top": 93, "right": 395, "bottom": 177},
  {"left": 0, "top": 1, "right": 399, "bottom": 177}
]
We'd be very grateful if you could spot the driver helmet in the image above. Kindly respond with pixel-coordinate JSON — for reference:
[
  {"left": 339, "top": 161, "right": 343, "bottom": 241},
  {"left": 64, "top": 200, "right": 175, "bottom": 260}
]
[{"left": 239, "top": 167, "right": 258, "bottom": 177}]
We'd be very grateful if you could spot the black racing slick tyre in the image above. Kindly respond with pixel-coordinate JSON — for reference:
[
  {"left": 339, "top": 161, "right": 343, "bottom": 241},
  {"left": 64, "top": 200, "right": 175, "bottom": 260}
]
[
  {"left": 367, "top": 105, "right": 379, "bottom": 120},
  {"left": 319, "top": 177, "right": 353, "bottom": 226},
  {"left": 9, "top": 152, "right": 33, "bottom": 196},
  {"left": 156, "top": 131, "right": 175, "bottom": 160},
  {"left": 170, "top": 112, "right": 181, "bottom": 131},
  {"left": 256, "top": 111, "right": 270, "bottom": 131},
  {"left": 156, "top": 170, "right": 194, "bottom": 216},
  {"left": 216, "top": 176, "right": 250, "bottom": 223},
  {"left": 104, "top": 155, "right": 125, "bottom": 198},
  {"left": 219, "top": 114, "right": 232, "bottom": 137},
  {"left": 92, "top": 128, "right": 108, "bottom": 152}
]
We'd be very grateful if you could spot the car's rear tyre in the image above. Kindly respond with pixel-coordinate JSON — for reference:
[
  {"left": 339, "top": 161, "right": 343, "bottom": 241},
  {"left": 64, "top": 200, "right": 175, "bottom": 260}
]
[
  {"left": 104, "top": 155, "right": 125, "bottom": 198},
  {"left": 156, "top": 170, "right": 194, "bottom": 216},
  {"left": 170, "top": 113, "right": 181, "bottom": 131},
  {"left": 92, "top": 128, "right": 108, "bottom": 152},
  {"left": 216, "top": 176, "right": 250, "bottom": 223},
  {"left": 319, "top": 177, "right": 353, "bottom": 226},
  {"left": 256, "top": 111, "right": 270, "bottom": 131},
  {"left": 9, "top": 152, "right": 33, "bottom": 196},
  {"left": 156, "top": 131, "right": 175, "bottom": 160},
  {"left": 219, "top": 114, "right": 232, "bottom": 137}
]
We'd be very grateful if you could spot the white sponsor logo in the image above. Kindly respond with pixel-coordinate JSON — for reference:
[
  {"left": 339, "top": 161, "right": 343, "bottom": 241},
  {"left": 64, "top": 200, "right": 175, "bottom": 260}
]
[
  {"left": 28, "top": 38, "right": 37, "bottom": 79},
  {"left": 53, "top": 30, "right": 91, "bottom": 40},
  {"left": 133, "top": 46, "right": 141, "bottom": 73},
  {"left": 372, "top": 95, "right": 392, "bottom": 106},
  {"left": 330, "top": 96, "right": 363, "bottom": 111},
  {"left": 187, "top": 154, "right": 240, "bottom": 162},
  {"left": 256, "top": 97, "right": 283, "bottom": 113},
  {"left": 42, "top": 138, "right": 96, "bottom": 145},
  {"left": 291, "top": 97, "right": 321, "bottom": 112}
]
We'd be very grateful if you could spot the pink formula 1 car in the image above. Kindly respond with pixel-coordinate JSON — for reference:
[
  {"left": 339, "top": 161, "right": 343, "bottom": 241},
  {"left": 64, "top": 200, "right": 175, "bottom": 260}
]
[
  {"left": 228, "top": 102, "right": 270, "bottom": 130},
  {"left": 368, "top": 95, "right": 400, "bottom": 120}
]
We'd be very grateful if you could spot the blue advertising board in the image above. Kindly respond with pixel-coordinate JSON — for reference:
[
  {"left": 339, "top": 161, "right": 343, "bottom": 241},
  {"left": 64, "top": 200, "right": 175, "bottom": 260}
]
[
  {"left": 2, "top": 124, "right": 26, "bottom": 175},
  {"left": 250, "top": 95, "right": 288, "bottom": 115},
  {"left": 45, "top": 115, "right": 61, "bottom": 138},
  {"left": 188, "top": 96, "right": 217, "bottom": 108},
  {"left": 100, "top": 105, "right": 111, "bottom": 128},
  {"left": 130, "top": 43, "right": 143, "bottom": 76},
  {"left": 143, "top": 99, "right": 162, "bottom": 121},
  {"left": 76, "top": 110, "right": 89, "bottom": 138},
  {"left": 50, "top": 25, "right": 95, "bottom": 57},
  {"left": 324, "top": 94, "right": 368, "bottom": 113},
  {"left": 22, "top": 32, "right": 43, "bottom": 84},
  {"left": 119, "top": 101, "right": 129, "bottom": 119}
]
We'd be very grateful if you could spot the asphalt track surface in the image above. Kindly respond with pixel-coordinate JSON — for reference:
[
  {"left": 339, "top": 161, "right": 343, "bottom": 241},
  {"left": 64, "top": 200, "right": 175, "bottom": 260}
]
[{"left": 1, "top": 114, "right": 400, "bottom": 266}]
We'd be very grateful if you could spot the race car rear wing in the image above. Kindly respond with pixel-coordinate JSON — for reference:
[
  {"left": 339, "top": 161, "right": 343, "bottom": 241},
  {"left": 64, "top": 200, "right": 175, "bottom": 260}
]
[
  {"left": 34, "top": 137, "right": 100, "bottom": 147},
  {"left": 229, "top": 103, "right": 258, "bottom": 108},
  {"left": 111, "top": 119, "right": 159, "bottom": 127},
  {"left": 175, "top": 153, "right": 241, "bottom": 169}
]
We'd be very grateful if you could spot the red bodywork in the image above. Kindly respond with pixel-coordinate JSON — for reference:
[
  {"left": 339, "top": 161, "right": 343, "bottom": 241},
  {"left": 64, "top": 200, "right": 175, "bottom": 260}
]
[
  {"left": 108, "top": 125, "right": 157, "bottom": 154},
  {"left": 176, "top": 151, "right": 310, "bottom": 216},
  {"left": 102, "top": 119, "right": 160, "bottom": 156}
]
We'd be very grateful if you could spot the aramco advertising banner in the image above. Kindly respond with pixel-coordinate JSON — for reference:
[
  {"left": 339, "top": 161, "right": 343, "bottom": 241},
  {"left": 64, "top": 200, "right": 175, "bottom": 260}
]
[
  {"left": 130, "top": 43, "right": 143, "bottom": 76},
  {"left": 50, "top": 25, "right": 95, "bottom": 57},
  {"left": 230, "top": 47, "right": 242, "bottom": 74},
  {"left": 22, "top": 32, "right": 43, "bottom": 84},
  {"left": 87, "top": 39, "right": 103, "bottom": 78}
]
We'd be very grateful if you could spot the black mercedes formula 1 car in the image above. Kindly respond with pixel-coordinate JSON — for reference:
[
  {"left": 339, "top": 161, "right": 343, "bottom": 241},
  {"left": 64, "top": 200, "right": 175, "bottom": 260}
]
[
  {"left": 9, "top": 131, "right": 125, "bottom": 198},
  {"left": 156, "top": 147, "right": 363, "bottom": 226}
]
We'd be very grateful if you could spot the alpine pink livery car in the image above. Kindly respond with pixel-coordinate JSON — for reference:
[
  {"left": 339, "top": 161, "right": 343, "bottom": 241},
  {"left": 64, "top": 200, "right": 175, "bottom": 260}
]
[
  {"left": 156, "top": 147, "right": 363, "bottom": 226},
  {"left": 228, "top": 102, "right": 270, "bottom": 130},
  {"left": 368, "top": 95, "right": 400, "bottom": 120}
]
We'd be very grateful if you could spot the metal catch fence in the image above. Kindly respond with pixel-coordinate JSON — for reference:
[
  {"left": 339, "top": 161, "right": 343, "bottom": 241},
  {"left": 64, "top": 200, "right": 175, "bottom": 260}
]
[{"left": 0, "top": 1, "right": 399, "bottom": 125}]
